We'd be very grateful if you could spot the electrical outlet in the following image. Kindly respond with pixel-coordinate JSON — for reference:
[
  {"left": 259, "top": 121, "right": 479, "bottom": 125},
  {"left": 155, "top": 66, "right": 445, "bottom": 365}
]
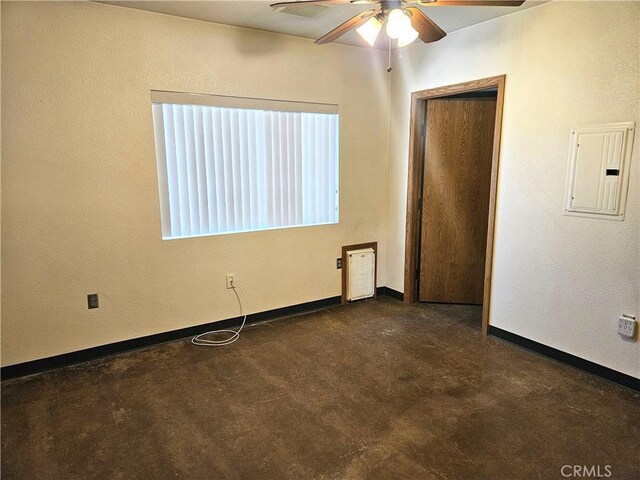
[
  {"left": 618, "top": 315, "right": 637, "bottom": 339},
  {"left": 87, "top": 293, "right": 99, "bottom": 309},
  {"left": 226, "top": 274, "right": 235, "bottom": 289},
  {"left": 336, "top": 258, "right": 342, "bottom": 269}
]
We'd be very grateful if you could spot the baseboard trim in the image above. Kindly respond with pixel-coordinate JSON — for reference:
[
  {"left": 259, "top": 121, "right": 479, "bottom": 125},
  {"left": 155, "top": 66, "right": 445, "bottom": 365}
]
[
  {"left": 1, "top": 288, "right": 406, "bottom": 380},
  {"left": 376, "top": 286, "right": 404, "bottom": 301},
  {"left": 1, "top": 294, "right": 343, "bottom": 380},
  {"left": 488, "top": 326, "right": 640, "bottom": 392}
]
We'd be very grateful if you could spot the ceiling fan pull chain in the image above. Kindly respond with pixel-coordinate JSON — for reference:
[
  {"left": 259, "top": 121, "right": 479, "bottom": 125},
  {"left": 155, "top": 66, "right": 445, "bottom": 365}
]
[{"left": 387, "top": 38, "right": 392, "bottom": 73}]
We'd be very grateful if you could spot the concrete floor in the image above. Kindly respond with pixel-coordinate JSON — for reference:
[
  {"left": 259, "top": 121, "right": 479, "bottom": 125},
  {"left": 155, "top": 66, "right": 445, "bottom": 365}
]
[{"left": 2, "top": 298, "right": 639, "bottom": 479}]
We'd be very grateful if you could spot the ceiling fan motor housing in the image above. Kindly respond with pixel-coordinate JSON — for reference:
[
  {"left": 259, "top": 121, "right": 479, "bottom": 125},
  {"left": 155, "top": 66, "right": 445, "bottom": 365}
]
[{"left": 380, "top": 0, "right": 404, "bottom": 14}]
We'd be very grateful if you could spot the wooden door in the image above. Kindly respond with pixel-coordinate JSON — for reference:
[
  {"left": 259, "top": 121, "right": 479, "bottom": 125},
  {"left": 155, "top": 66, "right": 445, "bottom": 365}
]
[{"left": 419, "top": 97, "right": 496, "bottom": 304}]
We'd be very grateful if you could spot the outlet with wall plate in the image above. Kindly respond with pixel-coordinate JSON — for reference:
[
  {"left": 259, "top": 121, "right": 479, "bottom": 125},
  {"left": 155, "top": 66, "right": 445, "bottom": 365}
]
[
  {"left": 618, "top": 315, "right": 637, "bottom": 339},
  {"left": 226, "top": 274, "right": 235, "bottom": 289}
]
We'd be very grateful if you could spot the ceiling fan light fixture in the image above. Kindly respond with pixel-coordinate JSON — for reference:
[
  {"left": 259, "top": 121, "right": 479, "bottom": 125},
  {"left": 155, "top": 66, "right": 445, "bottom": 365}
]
[
  {"left": 397, "top": 24, "right": 419, "bottom": 47},
  {"left": 356, "top": 16, "right": 382, "bottom": 46},
  {"left": 385, "top": 8, "right": 411, "bottom": 40}
]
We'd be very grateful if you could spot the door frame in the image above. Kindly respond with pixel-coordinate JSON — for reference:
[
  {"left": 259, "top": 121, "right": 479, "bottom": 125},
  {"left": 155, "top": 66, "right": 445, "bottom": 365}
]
[{"left": 403, "top": 75, "right": 506, "bottom": 335}]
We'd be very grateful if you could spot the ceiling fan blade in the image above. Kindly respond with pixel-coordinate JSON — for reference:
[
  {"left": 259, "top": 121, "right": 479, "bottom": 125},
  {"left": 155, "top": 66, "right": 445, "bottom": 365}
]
[
  {"left": 270, "top": 0, "right": 353, "bottom": 9},
  {"left": 420, "top": 1, "right": 525, "bottom": 6},
  {"left": 405, "top": 7, "right": 446, "bottom": 43},
  {"left": 315, "top": 9, "right": 378, "bottom": 44}
]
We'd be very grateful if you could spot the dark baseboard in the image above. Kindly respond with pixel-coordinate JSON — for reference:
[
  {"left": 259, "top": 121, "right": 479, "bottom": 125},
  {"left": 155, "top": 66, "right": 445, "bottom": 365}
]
[
  {"left": 488, "top": 326, "right": 640, "bottom": 392},
  {"left": 1, "top": 294, "right": 343, "bottom": 380},
  {"left": 376, "top": 286, "right": 404, "bottom": 301},
  {"left": 1, "top": 288, "right": 406, "bottom": 381}
]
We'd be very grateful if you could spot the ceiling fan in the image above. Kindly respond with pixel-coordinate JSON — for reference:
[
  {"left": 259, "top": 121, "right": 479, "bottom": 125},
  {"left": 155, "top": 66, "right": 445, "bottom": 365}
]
[{"left": 270, "top": 0, "right": 525, "bottom": 48}]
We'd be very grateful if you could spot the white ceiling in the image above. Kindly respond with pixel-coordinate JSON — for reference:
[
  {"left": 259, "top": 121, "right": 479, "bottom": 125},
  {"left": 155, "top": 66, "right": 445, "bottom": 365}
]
[{"left": 100, "top": 0, "right": 545, "bottom": 48}]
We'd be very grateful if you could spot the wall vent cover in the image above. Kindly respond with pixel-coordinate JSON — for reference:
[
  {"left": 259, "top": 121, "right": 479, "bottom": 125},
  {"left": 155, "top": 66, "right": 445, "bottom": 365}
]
[
  {"left": 276, "top": 4, "right": 330, "bottom": 18},
  {"left": 347, "top": 248, "right": 376, "bottom": 301}
]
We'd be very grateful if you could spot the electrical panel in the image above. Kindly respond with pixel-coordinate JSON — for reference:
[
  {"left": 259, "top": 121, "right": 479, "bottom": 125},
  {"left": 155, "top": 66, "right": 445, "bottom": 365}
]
[{"left": 564, "top": 122, "right": 635, "bottom": 220}]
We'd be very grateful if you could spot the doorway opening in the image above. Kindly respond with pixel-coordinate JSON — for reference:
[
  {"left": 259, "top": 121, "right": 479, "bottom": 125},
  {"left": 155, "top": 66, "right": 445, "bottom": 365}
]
[{"left": 403, "top": 76, "right": 505, "bottom": 334}]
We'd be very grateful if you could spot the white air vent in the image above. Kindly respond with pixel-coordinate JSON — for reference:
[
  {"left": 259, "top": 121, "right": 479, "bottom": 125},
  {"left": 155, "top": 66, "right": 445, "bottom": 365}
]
[
  {"left": 347, "top": 248, "right": 376, "bottom": 301},
  {"left": 276, "top": 4, "right": 329, "bottom": 18}
]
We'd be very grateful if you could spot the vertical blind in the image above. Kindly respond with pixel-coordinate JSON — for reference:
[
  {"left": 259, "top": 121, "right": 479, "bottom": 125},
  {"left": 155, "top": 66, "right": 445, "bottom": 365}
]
[{"left": 151, "top": 92, "right": 339, "bottom": 239}]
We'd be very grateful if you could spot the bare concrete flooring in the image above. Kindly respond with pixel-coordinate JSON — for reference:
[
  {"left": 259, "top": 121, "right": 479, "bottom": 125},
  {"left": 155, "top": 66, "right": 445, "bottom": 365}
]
[{"left": 2, "top": 298, "right": 639, "bottom": 479}]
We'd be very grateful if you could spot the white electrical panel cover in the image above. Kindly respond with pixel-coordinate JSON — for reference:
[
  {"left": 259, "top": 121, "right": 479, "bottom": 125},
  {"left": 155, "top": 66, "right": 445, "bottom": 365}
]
[
  {"left": 564, "top": 122, "right": 635, "bottom": 220},
  {"left": 347, "top": 248, "right": 375, "bottom": 301}
]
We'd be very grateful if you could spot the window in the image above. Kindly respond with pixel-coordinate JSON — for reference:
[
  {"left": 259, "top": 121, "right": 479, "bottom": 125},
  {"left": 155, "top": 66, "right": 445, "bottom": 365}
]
[{"left": 151, "top": 91, "right": 339, "bottom": 239}]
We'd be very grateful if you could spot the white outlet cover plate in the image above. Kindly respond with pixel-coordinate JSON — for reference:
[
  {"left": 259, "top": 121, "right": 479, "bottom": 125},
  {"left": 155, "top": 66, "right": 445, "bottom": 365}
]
[{"left": 618, "top": 316, "right": 637, "bottom": 338}]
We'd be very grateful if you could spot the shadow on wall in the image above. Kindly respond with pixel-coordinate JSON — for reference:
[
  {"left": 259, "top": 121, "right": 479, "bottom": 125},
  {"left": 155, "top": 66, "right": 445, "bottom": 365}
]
[{"left": 229, "top": 26, "right": 290, "bottom": 57}]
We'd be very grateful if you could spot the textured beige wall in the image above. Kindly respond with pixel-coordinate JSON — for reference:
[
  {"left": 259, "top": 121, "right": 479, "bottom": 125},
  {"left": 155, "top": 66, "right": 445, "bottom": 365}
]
[
  {"left": 387, "top": 1, "right": 640, "bottom": 377},
  {"left": 1, "top": 1, "right": 390, "bottom": 366},
  {"left": 4, "top": 0, "right": 638, "bottom": 378}
]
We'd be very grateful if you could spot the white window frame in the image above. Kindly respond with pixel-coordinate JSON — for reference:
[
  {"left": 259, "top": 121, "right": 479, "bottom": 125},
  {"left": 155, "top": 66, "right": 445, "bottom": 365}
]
[{"left": 151, "top": 91, "right": 340, "bottom": 239}]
